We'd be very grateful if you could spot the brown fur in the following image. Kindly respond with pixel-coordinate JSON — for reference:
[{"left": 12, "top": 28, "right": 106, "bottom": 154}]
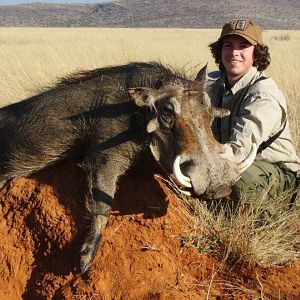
[{"left": 174, "top": 117, "right": 197, "bottom": 154}]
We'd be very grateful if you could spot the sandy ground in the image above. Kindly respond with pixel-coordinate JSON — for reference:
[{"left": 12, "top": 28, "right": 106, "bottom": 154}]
[{"left": 0, "top": 157, "right": 300, "bottom": 300}]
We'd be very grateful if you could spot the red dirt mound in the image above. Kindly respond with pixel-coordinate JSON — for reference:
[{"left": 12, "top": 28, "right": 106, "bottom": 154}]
[{"left": 0, "top": 157, "right": 300, "bottom": 299}]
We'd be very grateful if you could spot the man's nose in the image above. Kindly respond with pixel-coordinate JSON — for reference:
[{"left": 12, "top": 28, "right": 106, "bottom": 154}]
[{"left": 232, "top": 48, "right": 240, "bottom": 55}]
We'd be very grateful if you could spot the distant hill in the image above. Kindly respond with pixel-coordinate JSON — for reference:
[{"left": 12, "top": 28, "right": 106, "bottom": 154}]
[{"left": 0, "top": 0, "right": 299, "bottom": 29}]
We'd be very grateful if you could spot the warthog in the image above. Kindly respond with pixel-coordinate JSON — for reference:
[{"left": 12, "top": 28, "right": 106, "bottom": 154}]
[{"left": 0, "top": 62, "right": 254, "bottom": 272}]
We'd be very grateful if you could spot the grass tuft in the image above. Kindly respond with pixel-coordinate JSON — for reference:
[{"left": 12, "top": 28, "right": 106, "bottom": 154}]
[
  {"left": 165, "top": 175, "right": 300, "bottom": 267},
  {"left": 184, "top": 190, "right": 300, "bottom": 267}
]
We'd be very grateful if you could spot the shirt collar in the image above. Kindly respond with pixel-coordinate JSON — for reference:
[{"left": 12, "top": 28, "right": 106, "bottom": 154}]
[{"left": 222, "top": 66, "right": 258, "bottom": 95}]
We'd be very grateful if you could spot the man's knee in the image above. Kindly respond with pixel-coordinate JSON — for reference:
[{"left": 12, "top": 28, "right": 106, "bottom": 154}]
[
  {"left": 232, "top": 160, "right": 297, "bottom": 202},
  {"left": 232, "top": 160, "right": 271, "bottom": 200}
]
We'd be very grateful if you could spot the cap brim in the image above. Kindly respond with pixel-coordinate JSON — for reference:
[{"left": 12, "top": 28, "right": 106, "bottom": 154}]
[{"left": 220, "top": 33, "right": 258, "bottom": 45}]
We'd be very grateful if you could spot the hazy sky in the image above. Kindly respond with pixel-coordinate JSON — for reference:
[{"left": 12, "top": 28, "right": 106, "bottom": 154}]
[{"left": 0, "top": 0, "right": 110, "bottom": 5}]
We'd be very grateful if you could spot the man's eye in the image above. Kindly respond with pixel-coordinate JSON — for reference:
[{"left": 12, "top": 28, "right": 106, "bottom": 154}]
[{"left": 240, "top": 43, "right": 251, "bottom": 49}]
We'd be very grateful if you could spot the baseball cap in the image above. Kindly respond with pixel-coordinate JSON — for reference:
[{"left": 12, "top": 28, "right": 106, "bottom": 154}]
[{"left": 219, "top": 20, "right": 262, "bottom": 45}]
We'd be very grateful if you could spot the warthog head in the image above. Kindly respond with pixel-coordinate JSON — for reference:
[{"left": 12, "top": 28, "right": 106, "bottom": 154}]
[{"left": 129, "top": 77, "right": 255, "bottom": 199}]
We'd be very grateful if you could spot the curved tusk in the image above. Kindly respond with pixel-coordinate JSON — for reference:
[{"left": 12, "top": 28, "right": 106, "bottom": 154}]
[
  {"left": 237, "top": 143, "right": 257, "bottom": 173},
  {"left": 179, "top": 189, "right": 192, "bottom": 196},
  {"left": 173, "top": 155, "right": 192, "bottom": 188}
]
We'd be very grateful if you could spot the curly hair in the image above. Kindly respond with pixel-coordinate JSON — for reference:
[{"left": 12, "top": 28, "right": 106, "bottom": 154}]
[{"left": 209, "top": 39, "right": 271, "bottom": 72}]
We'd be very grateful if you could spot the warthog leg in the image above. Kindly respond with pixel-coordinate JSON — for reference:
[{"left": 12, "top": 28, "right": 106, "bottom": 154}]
[
  {"left": 80, "top": 161, "right": 118, "bottom": 273},
  {"left": 80, "top": 199, "right": 111, "bottom": 273}
]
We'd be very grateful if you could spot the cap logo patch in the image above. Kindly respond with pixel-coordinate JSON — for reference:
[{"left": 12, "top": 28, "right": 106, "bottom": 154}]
[{"left": 235, "top": 20, "right": 246, "bottom": 31}]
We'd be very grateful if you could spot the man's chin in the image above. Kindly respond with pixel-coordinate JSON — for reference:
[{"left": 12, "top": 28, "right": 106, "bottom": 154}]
[{"left": 226, "top": 69, "right": 247, "bottom": 79}]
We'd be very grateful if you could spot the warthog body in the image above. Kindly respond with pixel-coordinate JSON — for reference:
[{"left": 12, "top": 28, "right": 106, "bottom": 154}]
[{"left": 0, "top": 62, "right": 244, "bottom": 272}]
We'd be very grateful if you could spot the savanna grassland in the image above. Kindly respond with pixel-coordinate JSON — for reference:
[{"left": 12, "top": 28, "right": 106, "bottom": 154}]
[
  {"left": 0, "top": 27, "right": 299, "bottom": 149},
  {"left": 0, "top": 28, "right": 300, "bottom": 299}
]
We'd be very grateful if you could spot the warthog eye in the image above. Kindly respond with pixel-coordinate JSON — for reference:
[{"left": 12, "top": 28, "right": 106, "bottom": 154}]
[
  {"left": 161, "top": 114, "right": 173, "bottom": 126},
  {"left": 159, "top": 104, "right": 174, "bottom": 129}
]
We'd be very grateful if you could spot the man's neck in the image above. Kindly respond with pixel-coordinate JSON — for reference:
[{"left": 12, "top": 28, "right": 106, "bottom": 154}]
[{"left": 226, "top": 74, "right": 243, "bottom": 87}]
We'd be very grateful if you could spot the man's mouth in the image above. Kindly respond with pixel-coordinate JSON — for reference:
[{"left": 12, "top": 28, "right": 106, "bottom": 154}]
[{"left": 227, "top": 59, "right": 242, "bottom": 64}]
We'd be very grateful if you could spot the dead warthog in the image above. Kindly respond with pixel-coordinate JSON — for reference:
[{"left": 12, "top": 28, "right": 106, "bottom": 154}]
[{"left": 0, "top": 62, "right": 254, "bottom": 272}]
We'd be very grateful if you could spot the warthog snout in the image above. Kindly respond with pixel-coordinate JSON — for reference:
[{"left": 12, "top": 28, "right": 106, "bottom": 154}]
[
  {"left": 172, "top": 143, "right": 257, "bottom": 199},
  {"left": 168, "top": 95, "right": 257, "bottom": 199}
]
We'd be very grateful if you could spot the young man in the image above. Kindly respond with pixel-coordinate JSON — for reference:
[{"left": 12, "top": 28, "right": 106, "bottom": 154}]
[{"left": 207, "top": 20, "right": 300, "bottom": 211}]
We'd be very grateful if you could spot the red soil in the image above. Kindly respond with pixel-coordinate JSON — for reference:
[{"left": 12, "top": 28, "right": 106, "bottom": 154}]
[{"left": 0, "top": 158, "right": 299, "bottom": 300}]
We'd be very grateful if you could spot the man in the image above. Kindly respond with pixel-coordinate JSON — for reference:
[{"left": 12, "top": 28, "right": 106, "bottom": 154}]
[{"left": 207, "top": 20, "right": 300, "bottom": 212}]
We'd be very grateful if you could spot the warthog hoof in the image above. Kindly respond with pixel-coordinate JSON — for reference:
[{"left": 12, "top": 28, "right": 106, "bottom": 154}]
[{"left": 80, "top": 234, "right": 101, "bottom": 273}]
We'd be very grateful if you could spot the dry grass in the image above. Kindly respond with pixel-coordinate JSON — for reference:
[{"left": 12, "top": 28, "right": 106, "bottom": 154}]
[
  {"left": 177, "top": 187, "right": 300, "bottom": 267},
  {"left": 0, "top": 27, "right": 215, "bottom": 105},
  {"left": 0, "top": 27, "right": 299, "bottom": 267},
  {"left": 0, "top": 27, "right": 299, "bottom": 148},
  {"left": 160, "top": 174, "right": 300, "bottom": 267}
]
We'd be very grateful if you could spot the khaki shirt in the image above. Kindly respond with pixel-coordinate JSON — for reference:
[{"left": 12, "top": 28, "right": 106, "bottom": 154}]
[{"left": 207, "top": 66, "right": 300, "bottom": 174}]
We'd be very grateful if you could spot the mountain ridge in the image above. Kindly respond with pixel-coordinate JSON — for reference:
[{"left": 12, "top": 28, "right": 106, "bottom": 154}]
[{"left": 0, "top": 0, "right": 299, "bottom": 29}]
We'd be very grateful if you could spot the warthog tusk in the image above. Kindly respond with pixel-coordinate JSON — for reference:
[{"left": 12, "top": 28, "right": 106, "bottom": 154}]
[
  {"left": 179, "top": 189, "right": 192, "bottom": 196},
  {"left": 173, "top": 155, "right": 192, "bottom": 188},
  {"left": 237, "top": 143, "right": 257, "bottom": 173}
]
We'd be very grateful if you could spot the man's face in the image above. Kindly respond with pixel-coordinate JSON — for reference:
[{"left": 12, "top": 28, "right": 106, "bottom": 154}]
[{"left": 221, "top": 35, "right": 255, "bottom": 85}]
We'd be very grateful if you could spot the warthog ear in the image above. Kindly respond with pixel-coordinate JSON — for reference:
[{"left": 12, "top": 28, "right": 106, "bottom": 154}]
[
  {"left": 128, "top": 87, "right": 157, "bottom": 108},
  {"left": 195, "top": 63, "right": 208, "bottom": 81},
  {"left": 202, "top": 91, "right": 211, "bottom": 107}
]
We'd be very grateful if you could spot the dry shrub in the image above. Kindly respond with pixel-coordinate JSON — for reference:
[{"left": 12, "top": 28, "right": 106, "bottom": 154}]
[{"left": 272, "top": 34, "right": 291, "bottom": 41}]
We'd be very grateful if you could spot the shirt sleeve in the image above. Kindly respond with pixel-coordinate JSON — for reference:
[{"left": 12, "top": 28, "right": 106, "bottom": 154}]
[{"left": 219, "top": 92, "right": 285, "bottom": 163}]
